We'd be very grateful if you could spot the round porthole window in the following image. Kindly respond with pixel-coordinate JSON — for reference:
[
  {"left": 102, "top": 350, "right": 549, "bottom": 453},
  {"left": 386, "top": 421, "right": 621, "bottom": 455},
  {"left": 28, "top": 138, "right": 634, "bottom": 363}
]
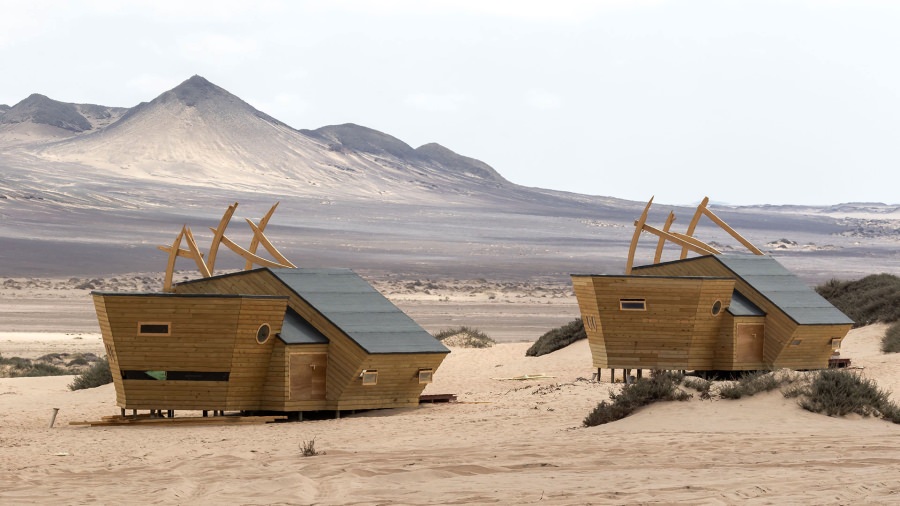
[
  {"left": 711, "top": 300, "right": 722, "bottom": 316},
  {"left": 256, "top": 323, "right": 271, "bottom": 344}
]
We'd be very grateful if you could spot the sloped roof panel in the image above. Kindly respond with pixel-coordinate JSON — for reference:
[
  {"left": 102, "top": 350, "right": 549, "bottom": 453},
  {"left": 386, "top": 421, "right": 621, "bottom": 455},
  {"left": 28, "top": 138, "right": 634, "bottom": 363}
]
[
  {"left": 278, "top": 307, "right": 329, "bottom": 345},
  {"left": 727, "top": 290, "right": 765, "bottom": 317},
  {"left": 715, "top": 256, "right": 854, "bottom": 325},
  {"left": 268, "top": 268, "right": 449, "bottom": 354}
]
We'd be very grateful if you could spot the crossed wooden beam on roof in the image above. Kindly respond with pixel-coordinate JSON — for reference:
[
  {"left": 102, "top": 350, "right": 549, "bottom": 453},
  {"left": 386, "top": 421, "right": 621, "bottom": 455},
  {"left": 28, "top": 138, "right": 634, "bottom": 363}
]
[
  {"left": 625, "top": 196, "right": 764, "bottom": 274},
  {"left": 158, "top": 202, "right": 296, "bottom": 292}
]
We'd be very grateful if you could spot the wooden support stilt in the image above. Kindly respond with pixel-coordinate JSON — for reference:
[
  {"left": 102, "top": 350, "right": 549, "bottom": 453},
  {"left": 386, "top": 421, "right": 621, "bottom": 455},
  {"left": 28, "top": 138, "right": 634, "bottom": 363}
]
[
  {"left": 637, "top": 369, "right": 643, "bottom": 379},
  {"left": 335, "top": 410, "right": 341, "bottom": 420},
  {"left": 121, "top": 408, "right": 126, "bottom": 416}
]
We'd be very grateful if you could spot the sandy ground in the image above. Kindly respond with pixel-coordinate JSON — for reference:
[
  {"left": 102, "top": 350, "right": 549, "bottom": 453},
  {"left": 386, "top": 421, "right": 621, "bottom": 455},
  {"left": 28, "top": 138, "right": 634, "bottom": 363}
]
[{"left": 0, "top": 323, "right": 898, "bottom": 505}]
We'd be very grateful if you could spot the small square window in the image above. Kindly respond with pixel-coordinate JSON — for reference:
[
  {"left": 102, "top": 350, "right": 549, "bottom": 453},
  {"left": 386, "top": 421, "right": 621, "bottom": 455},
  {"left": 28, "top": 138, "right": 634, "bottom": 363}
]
[
  {"left": 361, "top": 370, "right": 378, "bottom": 386},
  {"left": 619, "top": 299, "right": 646, "bottom": 311},
  {"left": 418, "top": 369, "right": 434, "bottom": 384},
  {"left": 831, "top": 338, "right": 842, "bottom": 350}
]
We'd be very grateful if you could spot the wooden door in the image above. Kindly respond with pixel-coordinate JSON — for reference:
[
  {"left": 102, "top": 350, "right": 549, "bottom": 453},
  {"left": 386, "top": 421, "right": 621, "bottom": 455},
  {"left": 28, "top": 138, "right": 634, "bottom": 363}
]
[
  {"left": 736, "top": 324, "right": 764, "bottom": 363},
  {"left": 289, "top": 353, "right": 327, "bottom": 401}
]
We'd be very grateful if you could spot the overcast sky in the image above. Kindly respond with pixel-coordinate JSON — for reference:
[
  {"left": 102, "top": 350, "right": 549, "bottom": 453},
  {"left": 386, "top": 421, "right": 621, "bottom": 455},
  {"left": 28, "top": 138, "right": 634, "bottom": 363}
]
[{"left": 3, "top": 0, "right": 899, "bottom": 206}]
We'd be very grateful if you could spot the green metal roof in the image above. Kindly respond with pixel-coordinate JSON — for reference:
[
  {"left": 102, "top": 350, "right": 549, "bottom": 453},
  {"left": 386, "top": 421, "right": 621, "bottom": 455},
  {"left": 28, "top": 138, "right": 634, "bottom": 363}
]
[
  {"left": 278, "top": 307, "right": 329, "bottom": 345},
  {"left": 268, "top": 268, "right": 449, "bottom": 355}
]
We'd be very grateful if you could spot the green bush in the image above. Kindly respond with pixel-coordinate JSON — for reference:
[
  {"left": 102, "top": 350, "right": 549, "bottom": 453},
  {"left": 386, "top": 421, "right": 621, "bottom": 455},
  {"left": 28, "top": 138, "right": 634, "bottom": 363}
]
[
  {"left": 816, "top": 274, "right": 900, "bottom": 327},
  {"left": 526, "top": 319, "right": 586, "bottom": 357},
  {"left": 584, "top": 371, "right": 691, "bottom": 427},
  {"left": 883, "top": 322, "right": 900, "bottom": 353},
  {"left": 69, "top": 357, "right": 113, "bottom": 390},
  {"left": 794, "top": 370, "right": 897, "bottom": 420}
]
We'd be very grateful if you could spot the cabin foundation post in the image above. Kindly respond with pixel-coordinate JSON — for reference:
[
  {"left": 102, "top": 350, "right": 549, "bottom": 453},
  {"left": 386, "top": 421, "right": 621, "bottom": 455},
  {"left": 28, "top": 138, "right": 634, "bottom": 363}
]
[
  {"left": 335, "top": 410, "right": 340, "bottom": 420},
  {"left": 121, "top": 408, "right": 126, "bottom": 416},
  {"left": 636, "top": 369, "right": 643, "bottom": 379},
  {"left": 203, "top": 410, "right": 208, "bottom": 417}
]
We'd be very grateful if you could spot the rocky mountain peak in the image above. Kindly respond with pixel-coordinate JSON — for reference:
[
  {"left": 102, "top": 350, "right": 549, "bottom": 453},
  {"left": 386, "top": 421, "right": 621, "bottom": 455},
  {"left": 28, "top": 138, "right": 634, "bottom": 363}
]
[{"left": 1, "top": 93, "right": 92, "bottom": 132}]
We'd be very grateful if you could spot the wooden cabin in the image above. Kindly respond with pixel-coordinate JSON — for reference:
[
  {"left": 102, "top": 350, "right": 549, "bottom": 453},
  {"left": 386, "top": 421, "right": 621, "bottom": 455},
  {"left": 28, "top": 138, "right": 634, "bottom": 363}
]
[
  {"left": 93, "top": 269, "right": 449, "bottom": 415},
  {"left": 573, "top": 197, "right": 854, "bottom": 374}
]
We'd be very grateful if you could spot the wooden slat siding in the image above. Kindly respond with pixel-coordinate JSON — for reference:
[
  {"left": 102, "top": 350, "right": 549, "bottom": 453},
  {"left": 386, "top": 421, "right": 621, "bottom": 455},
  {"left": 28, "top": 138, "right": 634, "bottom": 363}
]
[
  {"left": 576, "top": 276, "right": 733, "bottom": 370},
  {"left": 93, "top": 294, "right": 126, "bottom": 407},
  {"left": 117, "top": 381, "right": 229, "bottom": 410},
  {"left": 95, "top": 294, "right": 287, "bottom": 410},
  {"left": 772, "top": 323, "right": 853, "bottom": 369},
  {"left": 224, "top": 298, "right": 288, "bottom": 410},
  {"left": 175, "top": 270, "right": 369, "bottom": 403},
  {"left": 634, "top": 257, "right": 855, "bottom": 371},
  {"left": 227, "top": 298, "right": 287, "bottom": 409},
  {"left": 333, "top": 353, "right": 447, "bottom": 410},
  {"left": 571, "top": 276, "right": 606, "bottom": 368}
]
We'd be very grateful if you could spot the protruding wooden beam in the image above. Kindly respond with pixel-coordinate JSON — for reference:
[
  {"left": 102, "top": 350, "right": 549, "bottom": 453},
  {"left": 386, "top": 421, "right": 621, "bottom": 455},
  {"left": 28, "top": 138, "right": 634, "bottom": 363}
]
[
  {"left": 680, "top": 196, "right": 709, "bottom": 259},
  {"left": 244, "top": 202, "right": 279, "bottom": 270},
  {"left": 207, "top": 202, "right": 238, "bottom": 274},
  {"left": 157, "top": 246, "right": 203, "bottom": 259},
  {"left": 625, "top": 197, "right": 654, "bottom": 274},
  {"left": 638, "top": 223, "right": 721, "bottom": 256},
  {"left": 245, "top": 218, "right": 296, "bottom": 268},
  {"left": 215, "top": 231, "right": 293, "bottom": 269},
  {"left": 653, "top": 211, "right": 676, "bottom": 264},
  {"left": 183, "top": 227, "right": 212, "bottom": 278},
  {"left": 699, "top": 206, "right": 764, "bottom": 255},
  {"left": 163, "top": 227, "right": 186, "bottom": 293}
]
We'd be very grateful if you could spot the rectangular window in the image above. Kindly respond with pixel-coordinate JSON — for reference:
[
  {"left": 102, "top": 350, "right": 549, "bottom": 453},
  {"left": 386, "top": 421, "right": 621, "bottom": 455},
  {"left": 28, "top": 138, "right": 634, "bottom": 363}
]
[
  {"left": 790, "top": 339, "right": 803, "bottom": 346},
  {"left": 361, "top": 370, "right": 378, "bottom": 386},
  {"left": 418, "top": 369, "right": 434, "bottom": 384},
  {"left": 122, "top": 370, "right": 229, "bottom": 381},
  {"left": 138, "top": 322, "right": 171, "bottom": 336},
  {"left": 619, "top": 299, "right": 646, "bottom": 311},
  {"left": 831, "top": 338, "right": 842, "bottom": 350}
]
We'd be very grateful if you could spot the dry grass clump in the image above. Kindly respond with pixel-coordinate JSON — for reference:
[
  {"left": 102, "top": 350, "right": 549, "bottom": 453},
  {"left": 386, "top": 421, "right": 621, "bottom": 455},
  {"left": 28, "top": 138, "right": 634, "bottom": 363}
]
[
  {"left": 434, "top": 326, "right": 495, "bottom": 348},
  {"left": 681, "top": 376, "right": 713, "bottom": 400},
  {"left": 526, "top": 319, "right": 586, "bottom": 357},
  {"left": 716, "top": 370, "right": 787, "bottom": 400},
  {"left": 300, "top": 437, "right": 324, "bottom": 457},
  {"left": 816, "top": 273, "right": 900, "bottom": 327},
  {"left": 882, "top": 323, "right": 900, "bottom": 353},
  {"left": 69, "top": 357, "right": 113, "bottom": 390},
  {"left": 583, "top": 371, "right": 691, "bottom": 427},
  {"left": 1, "top": 352, "right": 107, "bottom": 379},
  {"left": 784, "top": 370, "right": 900, "bottom": 423}
]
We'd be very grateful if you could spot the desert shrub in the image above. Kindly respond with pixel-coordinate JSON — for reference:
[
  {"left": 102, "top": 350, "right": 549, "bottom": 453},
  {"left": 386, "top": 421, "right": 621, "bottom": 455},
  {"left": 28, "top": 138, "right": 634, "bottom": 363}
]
[
  {"left": 300, "top": 437, "right": 323, "bottom": 457},
  {"left": 682, "top": 376, "right": 712, "bottom": 400},
  {"left": 69, "top": 357, "right": 112, "bottom": 390},
  {"left": 526, "top": 319, "right": 586, "bottom": 357},
  {"left": 583, "top": 371, "right": 691, "bottom": 427},
  {"left": 716, "top": 370, "right": 783, "bottom": 400},
  {"left": 794, "top": 370, "right": 898, "bottom": 421},
  {"left": 0, "top": 354, "right": 67, "bottom": 377},
  {"left": 24, "top": 362, "right": 68, "bottom": 377},
  {"left": 433, "top": 326, "right": 495, "bottom": 348},
  {"left": 816, "top": 274, "right": 900, "bottom": 327},
  {"left": 883, "top": 322, "right": 900, "bottom": 353}
]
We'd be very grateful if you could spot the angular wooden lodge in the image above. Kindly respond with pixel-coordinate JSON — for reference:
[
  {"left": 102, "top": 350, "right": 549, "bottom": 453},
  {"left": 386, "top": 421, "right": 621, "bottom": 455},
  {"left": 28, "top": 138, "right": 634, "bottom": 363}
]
[
  {"left": 573, "top": 197, "right": 854, "bottom": 374},
  {"left": 92, "top": 204, "right": 449, "bottom": 416}
]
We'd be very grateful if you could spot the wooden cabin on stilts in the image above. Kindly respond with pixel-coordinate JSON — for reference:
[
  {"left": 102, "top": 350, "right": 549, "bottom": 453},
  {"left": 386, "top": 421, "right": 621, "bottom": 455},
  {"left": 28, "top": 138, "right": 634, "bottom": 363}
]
[
  {"left": 572, "top": 197, "right": 854, "bottom": 380},
  {"left": 92, "top": 203, "right": 449, "bottom": 420}
]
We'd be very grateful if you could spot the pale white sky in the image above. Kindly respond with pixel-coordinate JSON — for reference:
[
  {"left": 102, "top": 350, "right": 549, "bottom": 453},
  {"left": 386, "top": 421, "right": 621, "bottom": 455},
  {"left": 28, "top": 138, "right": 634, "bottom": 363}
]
[{"left": 3, "top": 0, "right": 899, "bottom": 206}]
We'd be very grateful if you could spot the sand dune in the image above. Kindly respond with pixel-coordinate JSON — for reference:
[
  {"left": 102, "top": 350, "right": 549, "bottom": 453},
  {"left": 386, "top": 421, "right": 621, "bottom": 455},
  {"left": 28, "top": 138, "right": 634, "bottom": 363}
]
[{"left": 1, "top": 326, "right": 898, "bottom": 505}]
